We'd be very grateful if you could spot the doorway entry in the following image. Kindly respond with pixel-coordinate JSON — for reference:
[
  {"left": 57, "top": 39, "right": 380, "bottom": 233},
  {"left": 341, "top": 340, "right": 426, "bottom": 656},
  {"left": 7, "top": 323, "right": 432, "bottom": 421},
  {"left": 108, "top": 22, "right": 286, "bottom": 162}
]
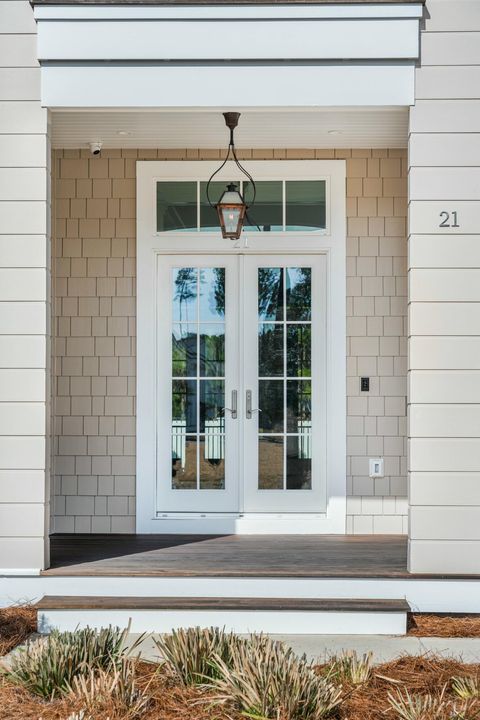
[
  {"left": 157, "top": 254, "right": 326, "bottom": 515},
  {"left": 136, "top": 160, "right": 346, "bottom": 533}
]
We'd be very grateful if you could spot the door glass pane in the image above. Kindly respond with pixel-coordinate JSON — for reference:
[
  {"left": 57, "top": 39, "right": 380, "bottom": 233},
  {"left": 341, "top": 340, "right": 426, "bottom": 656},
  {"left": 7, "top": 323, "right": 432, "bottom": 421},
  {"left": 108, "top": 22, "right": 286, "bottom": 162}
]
[
  {"left": 172, "top": 436, "right": 197, "bottom": 489},
  {"left": 259, "top": 380, "right": 284, "bottom": 433},
  {"left": 200, "top": 379, "right": 224, "bottom": 433},
  {"left": 258, "top": 324, "right": 284, "bottom": 377},
  {"left": 172, "top": 324, "right": 197, "bottom": 377},
  {"left": 286, "top": 268, "right": 311, "bottom": 321},
  {"left": 243, "top": 181, "right": 283, "bottom": 232},
  {"left": 257, "top": 266, "right": 313, "bottom": 491},
  {"left": 200, "top": 435, "right": 225, "bottom": 489},
  {"left": 199, "top": 268, "right": 225, "bottom": 320},
  {"left": 258, "top": 437, "right": 283, "bottom": 490},
  {"left": 157, "top": 182, "right": 197, "bottom": 232},
  {"left": 286, "top": 180, "right": 326, "bottom": 231},
  {"left": 258, "top": 267, "right": 283, "bottom": 321},
  {"left": 287, "top": 380, "right": 311, "bottom": 433},
  {"left": 171, "top": 266, "right": 226, "bottom": 491},
  {"left": 286, "top": 435, "right": 312, "bottom": 490},
  {"left": 172, "top": 267, "right": 197, "bottom": 323},
  {"left": 172, "top": 379, "right": 196, "bottom": 433},
  {"left": 199, "top": 324, "right": 225, "bottom": 377},
  {"left": 287, "top": 325, "right": 311, "bottom": 377}
]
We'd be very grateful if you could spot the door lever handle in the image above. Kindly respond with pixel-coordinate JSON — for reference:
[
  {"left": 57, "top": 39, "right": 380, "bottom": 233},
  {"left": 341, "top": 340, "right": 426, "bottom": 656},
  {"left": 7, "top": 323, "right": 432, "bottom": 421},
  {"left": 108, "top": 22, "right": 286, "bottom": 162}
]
[
  {"left": 245, "top": 389, "right": 261, "bottom": 419},
  {"left": 223, "top": 389, "right": 237, "bottom": 419}
]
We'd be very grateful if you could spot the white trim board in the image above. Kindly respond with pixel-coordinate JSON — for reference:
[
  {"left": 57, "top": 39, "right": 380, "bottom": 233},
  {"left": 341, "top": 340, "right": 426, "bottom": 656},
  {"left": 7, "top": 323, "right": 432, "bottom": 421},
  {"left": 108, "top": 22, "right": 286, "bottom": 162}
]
[
  {"left": 136, "top": 160, "right": 346, "bottom": 535},
  {"left": 3, "top": 575, "right": 480, "bottom": 614},
  {"left": 38, "top": 609, "right": 407, "bottom": 636},
  {"left": 41, "top": 64, "right": 415, "bottom": 109}
]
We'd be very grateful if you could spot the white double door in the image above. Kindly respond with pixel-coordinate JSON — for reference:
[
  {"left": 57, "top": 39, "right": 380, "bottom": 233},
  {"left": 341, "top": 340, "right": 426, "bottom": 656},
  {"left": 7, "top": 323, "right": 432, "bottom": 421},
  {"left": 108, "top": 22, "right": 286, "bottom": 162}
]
[{"left": 156, "top": 253, "right": 326, "bottom": 515}]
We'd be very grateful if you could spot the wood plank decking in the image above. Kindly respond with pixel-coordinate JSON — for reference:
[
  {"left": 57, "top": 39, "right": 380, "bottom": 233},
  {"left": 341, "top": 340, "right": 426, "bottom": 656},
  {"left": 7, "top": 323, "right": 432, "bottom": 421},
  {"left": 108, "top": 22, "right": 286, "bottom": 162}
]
[{"left": 44, "top": 534, "right": 410, "bottom": 577}]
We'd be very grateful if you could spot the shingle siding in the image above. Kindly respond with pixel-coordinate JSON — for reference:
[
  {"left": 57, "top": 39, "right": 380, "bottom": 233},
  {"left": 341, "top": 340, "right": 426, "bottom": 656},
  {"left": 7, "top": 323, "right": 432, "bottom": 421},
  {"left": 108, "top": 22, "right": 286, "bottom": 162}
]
[{"left": 52, "top": 147, "right": 408, "bottom": 533}]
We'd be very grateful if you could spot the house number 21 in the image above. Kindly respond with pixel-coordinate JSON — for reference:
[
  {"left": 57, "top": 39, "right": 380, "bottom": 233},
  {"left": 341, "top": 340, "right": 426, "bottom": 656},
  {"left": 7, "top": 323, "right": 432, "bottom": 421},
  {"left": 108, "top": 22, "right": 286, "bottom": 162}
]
[{"left": 439, "top": 211, "right": 460, "bottom": 228}]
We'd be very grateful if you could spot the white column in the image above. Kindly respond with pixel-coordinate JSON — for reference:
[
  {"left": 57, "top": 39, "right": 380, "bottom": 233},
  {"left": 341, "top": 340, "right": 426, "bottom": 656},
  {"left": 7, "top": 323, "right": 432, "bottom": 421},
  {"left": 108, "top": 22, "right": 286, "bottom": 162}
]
[
  {"left": 0, "top": 1, "right": 50, "bottom": 571},
  {"left": 408, "top": 0, "right": 480, "bottom": 574}
]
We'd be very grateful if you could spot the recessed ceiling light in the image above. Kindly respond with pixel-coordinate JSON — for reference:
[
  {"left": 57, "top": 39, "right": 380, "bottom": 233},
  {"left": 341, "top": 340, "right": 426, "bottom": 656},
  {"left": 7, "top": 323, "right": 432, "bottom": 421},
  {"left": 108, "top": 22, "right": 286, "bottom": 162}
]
[
  {"left": 328, "top": 130, "right": 342, "bottom": 135},
  {"left": 117, "top": 130, "right": 131, "bottom": 136}
]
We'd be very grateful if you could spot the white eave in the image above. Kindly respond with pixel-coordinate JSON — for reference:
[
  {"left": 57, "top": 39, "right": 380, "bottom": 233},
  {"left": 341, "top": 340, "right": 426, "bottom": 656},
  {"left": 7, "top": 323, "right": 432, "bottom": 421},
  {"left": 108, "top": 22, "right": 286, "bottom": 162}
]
[{"left": 33, "top": 2, "right": 423, "bottom": 108}]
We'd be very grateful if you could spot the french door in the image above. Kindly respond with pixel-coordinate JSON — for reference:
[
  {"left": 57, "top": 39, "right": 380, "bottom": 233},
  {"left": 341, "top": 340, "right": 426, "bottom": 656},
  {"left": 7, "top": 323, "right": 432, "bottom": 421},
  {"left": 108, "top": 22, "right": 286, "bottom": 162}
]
[{"left": 156, "top": 254, "right": 326, "bottom": 515}]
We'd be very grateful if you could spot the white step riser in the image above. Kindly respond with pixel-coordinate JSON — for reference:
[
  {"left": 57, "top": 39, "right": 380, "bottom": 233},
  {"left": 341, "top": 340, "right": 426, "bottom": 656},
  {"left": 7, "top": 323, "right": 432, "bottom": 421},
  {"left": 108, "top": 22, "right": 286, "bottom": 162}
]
[{"left": 38, "top": 609, "right": 407, "bottom": 635}]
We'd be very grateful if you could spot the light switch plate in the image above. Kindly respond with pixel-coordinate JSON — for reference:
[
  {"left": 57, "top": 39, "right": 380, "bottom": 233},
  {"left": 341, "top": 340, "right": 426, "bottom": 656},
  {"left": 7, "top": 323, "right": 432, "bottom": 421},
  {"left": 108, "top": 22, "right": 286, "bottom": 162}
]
[{"left": 369, "top": 458, "right": 384, "bottom": 478}]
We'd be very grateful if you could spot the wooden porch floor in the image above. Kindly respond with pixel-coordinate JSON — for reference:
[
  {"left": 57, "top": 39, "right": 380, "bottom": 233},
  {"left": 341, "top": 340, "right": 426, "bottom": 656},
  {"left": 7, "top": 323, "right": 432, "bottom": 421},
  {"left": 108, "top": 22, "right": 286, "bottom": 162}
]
[{"left": 44, "top": 534, "right": 410, "bottom": 578}]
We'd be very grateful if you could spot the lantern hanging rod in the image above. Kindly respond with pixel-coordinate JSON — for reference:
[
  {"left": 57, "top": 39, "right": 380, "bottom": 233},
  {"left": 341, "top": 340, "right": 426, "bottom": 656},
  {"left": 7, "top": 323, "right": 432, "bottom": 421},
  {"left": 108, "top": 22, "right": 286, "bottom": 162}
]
[{"left": 206, "top": 112, "right": 257, "bottom": 211}]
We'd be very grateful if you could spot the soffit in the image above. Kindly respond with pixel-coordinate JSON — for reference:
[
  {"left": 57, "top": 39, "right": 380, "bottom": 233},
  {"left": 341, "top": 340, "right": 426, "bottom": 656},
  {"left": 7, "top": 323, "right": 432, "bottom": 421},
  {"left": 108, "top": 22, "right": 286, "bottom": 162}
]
[{"left": 51, "top": 108, "right": 408, "bottom": 149}]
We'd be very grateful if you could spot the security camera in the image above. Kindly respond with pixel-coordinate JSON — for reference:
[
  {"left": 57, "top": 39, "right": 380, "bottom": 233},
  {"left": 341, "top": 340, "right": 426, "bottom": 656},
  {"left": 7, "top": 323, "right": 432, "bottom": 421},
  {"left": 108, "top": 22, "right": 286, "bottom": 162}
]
[{"left": 89, "top": 141, "right": 103, "bottom": 156}]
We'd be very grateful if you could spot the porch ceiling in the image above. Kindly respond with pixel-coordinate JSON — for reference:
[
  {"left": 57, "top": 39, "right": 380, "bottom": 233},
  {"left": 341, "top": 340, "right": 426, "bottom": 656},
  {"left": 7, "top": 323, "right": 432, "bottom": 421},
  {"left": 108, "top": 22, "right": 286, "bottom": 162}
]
[{"left": 51, "top": 107, "right": 408, "bottom": 149}]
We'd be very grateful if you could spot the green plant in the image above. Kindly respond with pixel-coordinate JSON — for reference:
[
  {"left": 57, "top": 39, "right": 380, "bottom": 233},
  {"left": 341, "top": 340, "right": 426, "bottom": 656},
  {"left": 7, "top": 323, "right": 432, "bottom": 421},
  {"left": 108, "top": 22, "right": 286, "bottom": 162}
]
[
  {"left": 68, "top": 658, "right": 151, "bottom": 717},
  {"left": 388, "top": 687, "right": 449, "bottom": 720},
  {"left": 155, "top": 626, "right": 245, "bottom": 685},
  {"left": 328, "top": 650, "right": 373, "bottom": 686},
  {"left": 209, "top": 634, "right": 342, "bottom": 720},
  {"left": 4, "top": 625, "right": 139, "bottom": 699},
  {"left": 452, "top": 676, "right": 480, "bottom": 700}
]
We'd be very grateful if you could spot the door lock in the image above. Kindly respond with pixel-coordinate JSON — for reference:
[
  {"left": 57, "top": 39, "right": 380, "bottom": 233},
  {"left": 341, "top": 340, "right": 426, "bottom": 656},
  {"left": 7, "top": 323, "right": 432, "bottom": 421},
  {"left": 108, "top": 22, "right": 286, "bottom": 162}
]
[
  {"left": 223, "top": 389, "right": 238, "bottom": 419},
  {"left": 245, "top": 389, "right": 261, "bottom": 419}
]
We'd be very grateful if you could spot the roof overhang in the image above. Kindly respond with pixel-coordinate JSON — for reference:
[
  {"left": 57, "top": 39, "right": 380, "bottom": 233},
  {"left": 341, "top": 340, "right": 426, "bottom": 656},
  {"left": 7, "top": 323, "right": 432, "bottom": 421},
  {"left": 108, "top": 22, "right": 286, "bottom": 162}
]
[{"left": 33, "top": 2, "right": 423, "bottom": 109}]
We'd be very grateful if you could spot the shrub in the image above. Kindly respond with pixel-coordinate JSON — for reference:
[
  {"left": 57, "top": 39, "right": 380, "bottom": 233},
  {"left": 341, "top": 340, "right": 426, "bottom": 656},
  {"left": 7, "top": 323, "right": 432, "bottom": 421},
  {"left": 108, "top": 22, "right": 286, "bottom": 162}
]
[
  {"left": 4, "top": 625, "right": 133, "bottom": 699},
  {"left": 209, "top": 634, "right": 342, "bottom": 720},
  {"left": 327, "top": 649, "right": 373, "bottom": 686},
  {"left": 452, "top": 675, "right": 480, "bottom": 699},
  {"left": 68, "top": 659, "right": 151, "bottom": 717},
  {"left": 155, "top": 626, "right": 245, "bottom": 686}
]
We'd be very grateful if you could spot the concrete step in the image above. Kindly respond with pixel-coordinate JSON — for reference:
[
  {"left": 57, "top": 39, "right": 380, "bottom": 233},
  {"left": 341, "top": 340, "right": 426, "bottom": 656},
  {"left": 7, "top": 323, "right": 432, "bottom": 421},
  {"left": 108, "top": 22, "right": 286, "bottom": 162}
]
[{"left": 35, "top": 595, "right": 410, "bottom": 635}]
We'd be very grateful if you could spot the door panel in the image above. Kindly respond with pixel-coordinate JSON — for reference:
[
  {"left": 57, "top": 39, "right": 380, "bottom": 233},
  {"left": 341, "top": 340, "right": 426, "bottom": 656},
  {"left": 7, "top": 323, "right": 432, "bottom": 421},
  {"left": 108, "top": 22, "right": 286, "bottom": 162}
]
[
  {"left": 243, "top": 255, "right": 326, "bottom": 513},
  {"left": 156, "top": 255, "right": 239, "bottom": 513}
]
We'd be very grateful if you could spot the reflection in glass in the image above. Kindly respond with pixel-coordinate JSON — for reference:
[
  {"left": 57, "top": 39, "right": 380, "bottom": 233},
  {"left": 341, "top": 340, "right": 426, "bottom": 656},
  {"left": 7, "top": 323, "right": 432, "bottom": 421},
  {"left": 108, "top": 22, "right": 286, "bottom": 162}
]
[
  {"left": 285, "top": 180, "right": 326, "bottom": 231},
  {"left": 157, "top": 182, "right": 197, "bottom": 232},
  {"left": 172, "top": 379, "right": 196, "bottom": 433},
  {"left": 173, "top": 268, "right": 197, "bottom": 323},
  {"left": 286, "top": 268, "right": 311, "bottom": 321},
  {"left": 172, "top": 324, "right": 196, "bottom": 377},
  {"left": 287, "top": 380, "right": 311, "bottom": 433},
  {"left": 200, "top": 435, "right": 225, "bottom": 489},
  {"left": 200, "top": 181, "right": 234, "bottom": 232},
  {"left": 172, "top": 435, "right": 197, "bottom": 489},
  {"left": 259, "top": 324, "right": 284, "bottom": 377},
  {"left": 200, "top": 380, "right": 224, "bottom": 433},
  {"left": 199, "top": 324, "right": 224, "bottom": 377},
  {"left": 259, "top": 380, "right": 284, "bottom": 433},
  {"left": 287, "top": 325, "right": 311, "bottom": 377},
  {"left": 258, "top": 268, "right": 283, "bottom": 321},
  {"left": 258, "top": 436, "right": 284, "bottom": 489},
  {"left": 199, "top": 268, "right": 225, "bottom": 321},
  {"left": 286, "top": 435, "right": 312, "bottom": 489},
  {"left": 243, "top": 181, "right": 283, "bottom": 232}
]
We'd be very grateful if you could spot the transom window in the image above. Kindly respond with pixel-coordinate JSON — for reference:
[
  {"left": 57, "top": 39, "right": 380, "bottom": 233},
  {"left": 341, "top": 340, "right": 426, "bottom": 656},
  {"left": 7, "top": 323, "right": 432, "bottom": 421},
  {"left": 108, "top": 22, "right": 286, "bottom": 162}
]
[{"left": 156, "top": 180, "right": 327, "bottom": 233}]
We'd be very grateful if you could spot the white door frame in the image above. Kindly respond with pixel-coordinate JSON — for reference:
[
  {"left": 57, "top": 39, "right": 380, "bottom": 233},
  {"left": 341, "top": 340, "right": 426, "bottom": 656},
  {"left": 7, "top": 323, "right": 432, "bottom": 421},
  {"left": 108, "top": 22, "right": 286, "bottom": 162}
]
[{"left": 136, "top": 160, "right": 346, "bottom": 533}]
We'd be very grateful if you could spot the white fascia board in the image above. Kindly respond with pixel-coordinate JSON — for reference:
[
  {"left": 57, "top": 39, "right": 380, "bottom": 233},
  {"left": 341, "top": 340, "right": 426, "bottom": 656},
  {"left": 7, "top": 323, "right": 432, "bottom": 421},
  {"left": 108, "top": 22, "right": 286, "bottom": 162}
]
[
  {"left": 34, "top": 5, "right": 424, "bottom": 20},
  {"left": 41, "top": 63, "right": 415, "bottom": 108},
  {"left": 36, "top": 18, "right": 419, "bottom": 61}
]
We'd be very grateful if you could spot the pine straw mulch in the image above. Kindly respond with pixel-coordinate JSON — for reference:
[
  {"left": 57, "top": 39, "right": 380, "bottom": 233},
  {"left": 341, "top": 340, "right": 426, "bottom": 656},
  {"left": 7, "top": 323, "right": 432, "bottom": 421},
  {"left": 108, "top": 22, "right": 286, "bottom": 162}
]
[
  {"left": 409, "top": 613, "right": 480, "bottom": 637},
  {"left": 0, "top": 606, "right": 36, "bottom": 657},
  {"left": 0, "top": 656, "right": 479, "bottom": 720},
  {"left": 332, "top": 655, "right": 480, "bottom": 720},
  {"left": 0, "top": 661, "right": 241, "bottom": 720}
]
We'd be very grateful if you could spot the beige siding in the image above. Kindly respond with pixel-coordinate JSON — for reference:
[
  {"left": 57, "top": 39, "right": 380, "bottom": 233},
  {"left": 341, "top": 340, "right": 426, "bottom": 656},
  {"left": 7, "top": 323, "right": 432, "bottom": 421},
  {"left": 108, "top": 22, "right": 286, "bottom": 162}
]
[
  {"left": 0, "top": 1, "right": 50, "bottom": 570},
  {"left": 408, "top": 0, "right": 480, "bottom": 573},
  {"left": 52, "top": 147, "right": 408, "bottom": 534}
]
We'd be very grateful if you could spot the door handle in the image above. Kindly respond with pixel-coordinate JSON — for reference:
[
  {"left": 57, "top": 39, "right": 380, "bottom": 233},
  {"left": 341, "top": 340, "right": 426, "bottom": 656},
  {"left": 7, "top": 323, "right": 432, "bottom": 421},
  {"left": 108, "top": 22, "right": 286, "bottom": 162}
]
[
  {"left": 246, "top": 389, "right": 261, "bottom": 419},
  {"left": 223, "top": 389, "right": 237, "bottom": 419}
]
